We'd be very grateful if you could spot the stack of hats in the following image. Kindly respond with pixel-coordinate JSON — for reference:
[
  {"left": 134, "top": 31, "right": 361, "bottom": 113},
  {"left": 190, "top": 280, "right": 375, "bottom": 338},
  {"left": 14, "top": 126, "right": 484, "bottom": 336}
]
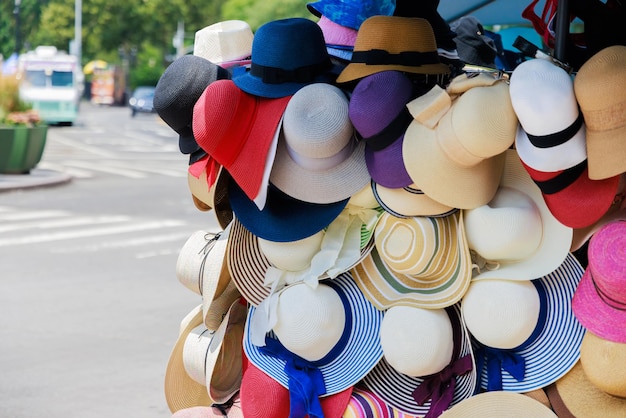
[{"left": 154, "top": 6, "right": 626, "bottom": 418}]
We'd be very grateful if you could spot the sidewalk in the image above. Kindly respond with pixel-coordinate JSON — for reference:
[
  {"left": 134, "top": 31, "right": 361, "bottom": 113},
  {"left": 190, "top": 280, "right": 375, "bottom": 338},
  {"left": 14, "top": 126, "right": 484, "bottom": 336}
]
[{"left": 0, "top": 168, "right": 72, "bottom": 191}]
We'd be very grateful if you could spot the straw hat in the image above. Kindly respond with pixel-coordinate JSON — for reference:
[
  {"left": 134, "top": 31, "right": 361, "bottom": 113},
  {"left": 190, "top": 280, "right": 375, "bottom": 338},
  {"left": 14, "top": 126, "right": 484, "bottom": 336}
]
[
  {"left": 348, "top": 70, "right": 415, "bottom": 189},
  {"left": 579, "top": 331, "right": 626, "bottom": 398},
  {"left": 336, "top": 16, "right": 450, "bottom": 84},
  {"left": 439, "top": 391, "right": 558, "bottom": 418},
  {"left": 372, "top": 181, "right": 457, "bottom": 218},
  {"left": 164, "top": 300, "right": 247, "bottom": 412},
  {"left": 269, "top": 82, "right": 370, "bottom": 204},
  {"left": 471, "top": 253, "right": 585, "bottom": 392},
  {"left": 572, "top": 220, "right": 626, "bottom": 343},
  {"left": 317, "top": 16, "right": 358, "bottom": 62},
  {"left": 362, "top": 304, "right": 476, "bottom": 416},
  {"left": 153, "top": 55, "right": 230, "bottom": 159},
  {"left": 232, "top": 18, "right": 333, "bottom": 98},
  {"left": 574, "top": 45, "right": 626, "bottom": 180},
  {"left": 192, "top": 79, "right": 289, "bottom": 208},
  {"left": 186, "top": 160, "right": 233, "bottom": 230},
  {"left": 343, "top": 386, "right": 421, "bottom": 418},
  {"left": 239, "top": 358, "right": 353, "bottom": 418},
  {"left": 227, "top": 206, "right": 378, "bottom": 307},
  {"left": 546, "top": 361, "right": 626, "bottom": 418},
  {"left": 243, "top": 273, "right": 384, "bottom": 396},
  {"left": 466, "top": 149, "right": 573, "bottom": 281},
  {"left": 352, "top": 210, "right": 472, "bottom": 310},
  {"left": 307, "top": 0, "right": 395, "bottom": 30},
  {"left": 193, "top": 20, "right": 253, "bottom": 66},
  {"left": 403, "top": 79, "right": 517, "bottom": 210},
  {"left": 510, "top": 55, "right": 587, "bottom": 172}
]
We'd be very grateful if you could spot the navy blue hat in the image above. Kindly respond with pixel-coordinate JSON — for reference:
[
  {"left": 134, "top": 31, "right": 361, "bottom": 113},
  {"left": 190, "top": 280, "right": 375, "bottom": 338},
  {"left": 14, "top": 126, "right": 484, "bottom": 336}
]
[
  {"left": 227, "top": 177, "right": 348, "bottom": 242},
  {"left": 232, "top": 18, "right": 334, "bottom": 98}
]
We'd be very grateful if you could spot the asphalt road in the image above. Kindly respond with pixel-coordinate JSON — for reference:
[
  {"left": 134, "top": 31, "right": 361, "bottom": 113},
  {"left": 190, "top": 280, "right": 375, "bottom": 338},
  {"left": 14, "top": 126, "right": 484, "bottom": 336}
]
[{"left": 0, "top": 101, "right": 220, "bottom": 418}]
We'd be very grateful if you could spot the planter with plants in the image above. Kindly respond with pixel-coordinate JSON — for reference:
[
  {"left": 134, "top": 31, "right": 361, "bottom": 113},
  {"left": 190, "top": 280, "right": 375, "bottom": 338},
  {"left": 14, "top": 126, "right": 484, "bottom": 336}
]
[{"left": 0, "top": 74, "right": 48, "bottom": 174}]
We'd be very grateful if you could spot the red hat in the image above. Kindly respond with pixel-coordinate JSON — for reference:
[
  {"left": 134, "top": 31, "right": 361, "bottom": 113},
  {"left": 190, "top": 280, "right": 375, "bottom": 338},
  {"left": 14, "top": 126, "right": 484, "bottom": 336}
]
[
  {"left": 239, "top": 360, "right": 353, "bottom": 418},
  {"left": 521, "top": 159, "right": 619, "bottom": 229},
  {"left": 192, "top": 79, "right": 290, "bottom": 208}
]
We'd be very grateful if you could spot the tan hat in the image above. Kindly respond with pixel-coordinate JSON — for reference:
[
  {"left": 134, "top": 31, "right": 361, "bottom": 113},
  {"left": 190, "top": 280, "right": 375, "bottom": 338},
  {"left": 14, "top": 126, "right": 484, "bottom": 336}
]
[
  {"left": 440, "top": 390, "right": 558, "bottom": 417},
  {"left": 372, "top": 182, "right": 457, "bottom": 218},
  {"left": 403, "top": 80, "right": 517, "bottom": 210},
  {"left": 574, "top": 45, "right": 626, "bottom": 180},
  {"left": 579, "top": 330, "right": 626, "bottom": 398},
  {"left": 187, "top": 161, "right": 233, "bottom": 230},
  {"left": 336, "top": 16, "right": 450, "bottom": 83},
  {"left": 546, "top": 360, "right": 626, "bottom": 418},
  {"left": 193, "top": 20, "right": 253, "bottom": 65}
]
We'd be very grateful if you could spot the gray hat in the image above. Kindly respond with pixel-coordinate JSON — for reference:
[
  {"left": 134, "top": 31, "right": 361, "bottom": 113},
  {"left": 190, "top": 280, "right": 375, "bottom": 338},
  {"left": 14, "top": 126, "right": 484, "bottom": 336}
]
[{"left": 451, "top": 16, "right": 497, "bottom": 68}]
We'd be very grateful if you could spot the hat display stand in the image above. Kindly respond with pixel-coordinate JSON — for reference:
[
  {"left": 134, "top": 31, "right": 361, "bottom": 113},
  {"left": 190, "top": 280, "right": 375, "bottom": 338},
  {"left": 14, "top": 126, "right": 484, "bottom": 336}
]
[{"left": 154, "top": 2, "right": 626, "bottom": 416}]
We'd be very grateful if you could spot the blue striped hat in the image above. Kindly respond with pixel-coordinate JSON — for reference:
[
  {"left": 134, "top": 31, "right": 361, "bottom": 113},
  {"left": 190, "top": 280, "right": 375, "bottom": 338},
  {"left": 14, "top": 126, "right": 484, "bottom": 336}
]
[{"left": 243, "top": 272, "right": 384, "bottom": 395}]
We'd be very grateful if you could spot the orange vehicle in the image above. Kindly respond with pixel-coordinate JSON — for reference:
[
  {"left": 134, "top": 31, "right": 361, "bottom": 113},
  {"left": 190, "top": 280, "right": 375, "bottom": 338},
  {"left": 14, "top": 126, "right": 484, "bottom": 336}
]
[{"left": 90, "top": 65, "right": 127, "bottom": 106}]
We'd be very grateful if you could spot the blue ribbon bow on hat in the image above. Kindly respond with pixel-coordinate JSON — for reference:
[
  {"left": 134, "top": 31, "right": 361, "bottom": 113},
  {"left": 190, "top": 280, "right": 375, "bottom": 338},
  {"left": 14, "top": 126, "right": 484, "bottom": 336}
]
[
  {"left": 475, "top": 346, "right": 526, "bottom": 391},
  {"left": 259, "top": 337, "right": 327, "bottom": 418}
]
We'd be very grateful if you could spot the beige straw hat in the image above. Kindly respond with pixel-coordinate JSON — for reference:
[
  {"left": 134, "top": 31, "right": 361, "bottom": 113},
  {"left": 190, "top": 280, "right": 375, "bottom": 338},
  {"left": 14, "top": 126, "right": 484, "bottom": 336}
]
[
  {"left": 186, "top": 163, "right": 233, "bottom": 230},
  {"left": 193, "top": 20, "right": 253, "bottom": 65},
  {"left": 579, "top": 330, "right": 626, "bottom": 398},
  {"left": 440, "top": 390, "right": 558, "bottom": 417}
]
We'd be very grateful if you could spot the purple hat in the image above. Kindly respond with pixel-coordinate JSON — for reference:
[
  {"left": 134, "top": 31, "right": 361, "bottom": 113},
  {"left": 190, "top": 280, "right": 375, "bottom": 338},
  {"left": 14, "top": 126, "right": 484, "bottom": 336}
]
[{"left": 348, "top": 70, "right": 414, "bottom": 188}]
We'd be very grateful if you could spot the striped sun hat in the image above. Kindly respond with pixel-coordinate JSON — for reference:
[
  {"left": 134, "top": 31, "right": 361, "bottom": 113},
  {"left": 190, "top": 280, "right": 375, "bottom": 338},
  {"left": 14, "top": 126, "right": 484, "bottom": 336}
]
[
  {"left": 242, "top": 273, "right": 384, "bottom": 396},
  {"left": 343, "top": 386, "right": 421, "bottom": 418},
  {"left": 471, "top": 253, "right": 585, "bottom": 392},
  {"left": 352, "top": 210, "right": 472, "bottom": 309}
]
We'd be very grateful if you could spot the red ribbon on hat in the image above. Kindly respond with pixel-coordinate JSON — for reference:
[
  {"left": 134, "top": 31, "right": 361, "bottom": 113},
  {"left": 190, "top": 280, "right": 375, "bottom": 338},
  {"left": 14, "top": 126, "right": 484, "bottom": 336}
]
[{"left": 412, "top": 353, "right": 473, "bottom": 418}]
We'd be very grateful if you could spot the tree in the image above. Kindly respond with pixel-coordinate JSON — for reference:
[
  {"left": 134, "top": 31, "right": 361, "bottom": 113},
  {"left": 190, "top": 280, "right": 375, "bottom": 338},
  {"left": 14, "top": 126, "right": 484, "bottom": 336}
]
[{"left": 221, "top": 0, "right": 311, "bottom": 31}]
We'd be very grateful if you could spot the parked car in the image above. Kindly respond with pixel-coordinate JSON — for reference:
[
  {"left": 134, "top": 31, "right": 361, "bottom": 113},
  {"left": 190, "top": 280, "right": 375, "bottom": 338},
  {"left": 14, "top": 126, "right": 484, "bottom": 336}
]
[{"left": 128, "top": 86, "right": 156, "bottom": 117}]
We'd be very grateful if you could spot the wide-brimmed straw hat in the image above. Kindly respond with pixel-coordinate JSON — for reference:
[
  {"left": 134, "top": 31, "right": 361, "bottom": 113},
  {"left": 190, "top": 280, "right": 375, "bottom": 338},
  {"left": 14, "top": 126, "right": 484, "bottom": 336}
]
[
  {"left": 227, "top": 206, "right": 379, "bottom": 307},
  {"left": 239, "top": 357, "right": 353, "bottom": 418},
  {"left": 269, "top": 82, "right": 370, "bottom": 204},
  {"left": 243, "top": 273, "right": 384, "bottom": 396},
  {"left": 574, "top": 45, "right": 626, "bottom": 180},
  {"left": 192, "top": 79, "right": 289, "bottom": 208},
  {"left": 193, "top": 20, "right": 254, "bottom": 66},
  {"left": 465, "top": 149, "right": 573, "bottom": 281},
  {"left": 307, "top": 0, "right": 395, "bottom": 30},
  {"left": 440, "top": 391, "right": 558, "bottom": 418},
  {"left": 186, "top": 159, "right": 233, "bottom": 230},
  {"left": 349, "top": 70, "right": 415, "bottom": 188},
  {"left": 579, "top": 330, "right": 626, "bottom": 398},
  {"left": 572, "top": 220, "right": 626, "bottom": 343},
  {"left": 154, "top": 55, "right": 230, "bottom": 159},
  {"left": 352, "top": 210, "right": 472, "bottom": 310},
  {"left": 545, "top": 360, "right": 626, "bottom": 418},
  {"left": 510, "top": 58, "right": 587, "bottom": 172},
  {"left": 164, "top": 300, "right": 247, "bottom": 412},
  {"left": 336, "top": 16, "right": 450, "bottom": 84},
  {"left": 372, "top": 181, "right": 457, "bottom": 218},
  {"left": 232, "top": 18, "right": 333, "bottom": 98},
  {"left": 362, "top": 304, "right": 476, "bottom": 416},
  {"left": 470, "top": 253, "right": 585, "bottom": 392},
  {"left": 403, "top": 76, "right": 517, "bottom": 210}
]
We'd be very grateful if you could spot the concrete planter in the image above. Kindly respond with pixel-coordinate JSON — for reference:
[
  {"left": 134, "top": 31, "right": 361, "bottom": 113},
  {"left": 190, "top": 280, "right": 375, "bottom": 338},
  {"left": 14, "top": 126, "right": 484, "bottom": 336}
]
[{"left": 0, "top": 125, "right": 48, "bottom": 174}]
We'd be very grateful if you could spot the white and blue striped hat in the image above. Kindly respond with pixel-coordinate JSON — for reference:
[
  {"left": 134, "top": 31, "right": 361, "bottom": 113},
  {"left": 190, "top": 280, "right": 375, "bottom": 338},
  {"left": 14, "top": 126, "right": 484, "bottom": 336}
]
[
  {"left": 243, "top": 272, "right": 384, "bottom": 395},
  {"left": 472, "top": 252, "right": 585, "bottom": 392}
]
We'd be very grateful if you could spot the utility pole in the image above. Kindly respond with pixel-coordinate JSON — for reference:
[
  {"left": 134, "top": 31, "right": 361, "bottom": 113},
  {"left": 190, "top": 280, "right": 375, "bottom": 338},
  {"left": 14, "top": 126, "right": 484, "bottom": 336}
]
[
  {"left": 13, "top": 0, "right": 21, "bottom": 54},
  {"left": 75, "top": 0, "right": 82, "bottom": 65}
]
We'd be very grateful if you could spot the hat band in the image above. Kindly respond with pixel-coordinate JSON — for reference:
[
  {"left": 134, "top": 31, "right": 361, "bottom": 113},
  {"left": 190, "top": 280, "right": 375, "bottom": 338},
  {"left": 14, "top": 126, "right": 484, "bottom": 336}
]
[
  {"left": 358, "top": 106, "right": 412, "bottom": 151},
  {"left": 582, "top": 98, "right": 626, "bottom": 131},
  {"left": 350, "top": 49, "right": 440, "bottom": 67},
  {"left": 525, "top": 112, "right": 583, "bottom": 149},
  {"left": 249, "top": 60, "right": 332, "bottom": 84},
  {"left": 286, "top": 134, "right": 356, "bottom": 171},
  {"left": 532, "top": 160, "right": 587, "bottom": 195},
  {"left": 591, "top": 271, "right": 626, "bottom": 311}
]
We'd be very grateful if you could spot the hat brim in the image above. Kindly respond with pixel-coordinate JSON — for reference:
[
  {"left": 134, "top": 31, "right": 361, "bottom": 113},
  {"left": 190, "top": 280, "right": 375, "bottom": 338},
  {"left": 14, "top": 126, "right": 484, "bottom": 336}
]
[
  {"left": 228, "top": 179, "right": 348, "bottom": 242},
  {"left": 372, "top": 181, "right": 457, "bottom": 218},
  {"left": 187, "top": 164, "right": 233, "bottom": 230},
  {"left": 365, "top": 135, "right": 413, "bottom": 188},
  {"left": 474, "top": 253, "right": 585, "bottom": 392},
  {"left": 586, "top": 125, "right": 626, "bottom": 180},
  {"left": 472, "top": 150, "right": 574, "bottom": 281},
  {"left": 362, "top": 304, "right": 477, "bottom": 416},
  {"left": 336, "top": 62, "right": 450, "bottom": 84},
  {"left": 572, "top": 268, "right": 626, "bottom": 343},
  {"left": 522, "top": 161, "right": 619, "bottom": 229},
  {"left": 227, "top": 215, "right": 377, "bottom": 306},
  {"left": 243, "top": 273, "right": 384, "bottom": 395},
  {"left": 439, "top": 391, "right": 558, "bottom": 418},
  {"left": 352, "top": 210, "right": 472, "bottom": 310},
  {"left": 270, "top": 132, "right": 371, "bottom": 204},
  {"left": 515, "top": 124, "right": 587, "bottom": 173},
  {"left": 403, "top": 120, "right": 506, "bottom": 210},
  {"left": 232, "top": 71, "right": 334, "bottom": 99}
]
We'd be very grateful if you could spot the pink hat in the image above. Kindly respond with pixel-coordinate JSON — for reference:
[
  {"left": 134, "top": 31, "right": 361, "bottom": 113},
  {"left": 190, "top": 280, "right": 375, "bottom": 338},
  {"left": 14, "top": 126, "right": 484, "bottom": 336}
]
[{"left": 572, "top": 220, "right": 626, "bottom": 343}]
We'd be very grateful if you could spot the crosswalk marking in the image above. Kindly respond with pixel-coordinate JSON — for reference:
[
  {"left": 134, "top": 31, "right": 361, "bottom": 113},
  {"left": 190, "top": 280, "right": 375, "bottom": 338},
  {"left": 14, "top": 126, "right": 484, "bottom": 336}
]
[{"left": 0, "top": 215, "right": 130, "bottom": 233}]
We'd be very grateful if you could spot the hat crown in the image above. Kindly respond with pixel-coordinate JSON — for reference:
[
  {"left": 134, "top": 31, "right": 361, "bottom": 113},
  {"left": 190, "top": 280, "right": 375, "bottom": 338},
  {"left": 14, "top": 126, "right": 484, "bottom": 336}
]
[
  {"left": 307, "top": 0, "right": 396, "bottom": 30},
  {"left": 580, "top": 331, "right": 626, "bottom": 397},
  {"left": 588, "top": 220, "right": 626, "bottom": 303},
  {"left": 257, "top": 230, "right": 324, "bottom": 272},
  {"left": 193, "top": 20, "right": 254, "bottom": 64},
  {"left": 354, "top": 16, "right": 437, "bottom": 55},
  {"left": 380, "top": 305, "right": 453, "bottom": 377},
  {"left": 575, "top": 45, "right": 626, "bottom": 113},
  {"left": 462, "top": 279, "right": 541, "bottom": 349},
  {"left": 283, "top": 83, "right": 353, "bottom": 159}
]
